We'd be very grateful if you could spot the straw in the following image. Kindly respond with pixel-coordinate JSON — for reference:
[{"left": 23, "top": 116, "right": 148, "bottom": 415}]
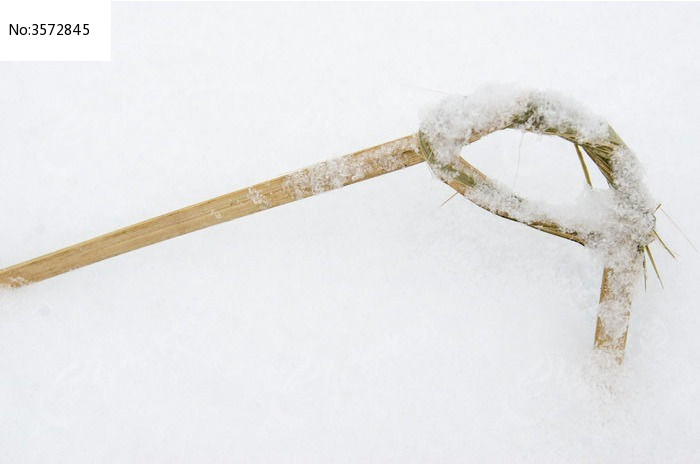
[
  {"left": 417, "top": 99, "right": 658, "bottom": 360},
  {"left": 0, "top": 135, "right": 423, "bottom": 287},
  {"left": 0, "top": 93, "right": 662, "bottom": 362}
]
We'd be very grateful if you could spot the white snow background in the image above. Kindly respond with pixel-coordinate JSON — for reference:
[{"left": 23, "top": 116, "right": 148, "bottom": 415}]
[{"left": 1, "top": 3, "right": 699, "bottom": 462}]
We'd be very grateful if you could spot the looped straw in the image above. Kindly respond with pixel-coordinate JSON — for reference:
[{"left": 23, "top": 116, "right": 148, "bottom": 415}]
[
  {"left": 418, "top": 98, "right": 653, "bottom": 248},
  {"left": 417, "top": 89, "right": 658, "bottom": 359}
]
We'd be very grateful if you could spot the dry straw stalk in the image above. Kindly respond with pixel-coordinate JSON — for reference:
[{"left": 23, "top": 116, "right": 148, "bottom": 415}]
[
  {"left": 0, "top": 135, "right": 423, "bottom": 287},
  {"left": 0, "top": 98, "right": 657, "bottom": 361}
]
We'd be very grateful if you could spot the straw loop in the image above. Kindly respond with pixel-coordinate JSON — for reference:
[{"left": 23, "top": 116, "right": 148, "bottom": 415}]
[{"left": 417, "top": 89, "right": 658, "bottom": 358}]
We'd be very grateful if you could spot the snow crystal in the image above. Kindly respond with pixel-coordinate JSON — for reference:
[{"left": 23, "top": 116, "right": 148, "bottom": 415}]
[
  {"left": 285, "top": 157, "right": 370, "bottom": 200},
  {"left": 247, "top": 187, "right": 272, "bottom": 208},
  {"left": 283, "top": 136, "right": 417, "bottom": 200}
]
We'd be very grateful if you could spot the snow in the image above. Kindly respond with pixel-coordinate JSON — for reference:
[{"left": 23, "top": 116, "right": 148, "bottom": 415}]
[
  {"left": 1, "top": 3, "right": 700, "bottom": 462},
  {"left": 246, "top": 187, "right": 271, "bottom": 208},
  {"left": 419, "top": 86, "right": 610, "bottom": 165},
  {"left": 284, "top": 136, "right": 416, "bottom": 200}
]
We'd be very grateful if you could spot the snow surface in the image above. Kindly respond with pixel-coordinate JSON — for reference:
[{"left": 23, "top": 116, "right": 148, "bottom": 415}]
[{"left": 1, "top": 3, "right": 700, "bottom": 462}]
